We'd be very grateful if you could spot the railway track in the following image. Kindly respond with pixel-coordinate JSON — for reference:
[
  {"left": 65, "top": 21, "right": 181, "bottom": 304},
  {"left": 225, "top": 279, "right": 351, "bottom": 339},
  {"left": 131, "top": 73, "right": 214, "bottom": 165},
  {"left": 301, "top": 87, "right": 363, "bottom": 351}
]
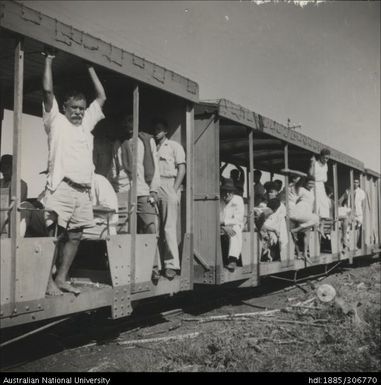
[{"left": 1, "top": 256, "right": 379, "bottom": 371}]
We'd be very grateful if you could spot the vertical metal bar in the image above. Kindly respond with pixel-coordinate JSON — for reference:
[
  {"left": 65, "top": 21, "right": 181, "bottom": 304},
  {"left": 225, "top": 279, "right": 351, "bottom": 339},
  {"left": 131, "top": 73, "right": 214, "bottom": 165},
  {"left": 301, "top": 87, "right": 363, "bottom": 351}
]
[
  {"left": 312, "top": 157, "right": 319, "bottom": 258},
  {"left": 284, "top": 143, "right": 290, "bottom": 263},
  {"left": 349, "top": 168, "right": 355, "bottom": 262},
  {"left": 360, "top": 172, "right": 366, "bottom": 251},
  {"left": 333, "top": 162, "right": 339, "bottom": 255},
  {"left": 248, "top": 129, "right": 254, "bottom": 276},
  {"left": 378, "top": 177, "right": 381, "bottom": 245},
  {"left": 130, "top": 84, "right": 139, "bottom": 286},
  {"left": 10, "top": 40, "right": 24, "bottom": 308},
  {"left": 215, "top": 116, "right": 222, "bottom": 284},
  {"left": 185, "top": 104, "right": 194, "bottom": 235},
  {"left": 0, "top": 79, "right": 4, "bottom": 152},
  {"left": 185, "top": 103, "right": 194, "bottom": 285}
]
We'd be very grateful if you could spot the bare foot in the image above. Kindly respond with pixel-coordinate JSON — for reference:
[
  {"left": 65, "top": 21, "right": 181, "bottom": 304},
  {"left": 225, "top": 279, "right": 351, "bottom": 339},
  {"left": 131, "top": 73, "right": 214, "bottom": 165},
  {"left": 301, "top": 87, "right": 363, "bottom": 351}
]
[
  {"left": 46, "top": 280, "right": 63, "bottom": 296},
  {"left": 55, "top": 279, "right": 81, "bottom": 295},
  {"left": 304, "top": 254, "right": 312, "bottom": 264}
]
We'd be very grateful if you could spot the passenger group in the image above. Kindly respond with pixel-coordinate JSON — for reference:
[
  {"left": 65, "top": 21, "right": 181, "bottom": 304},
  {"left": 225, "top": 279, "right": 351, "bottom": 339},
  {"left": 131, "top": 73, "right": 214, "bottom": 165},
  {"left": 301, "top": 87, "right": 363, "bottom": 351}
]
[{"left": 0, "top": 51, "right": 368, "bottom": 288}]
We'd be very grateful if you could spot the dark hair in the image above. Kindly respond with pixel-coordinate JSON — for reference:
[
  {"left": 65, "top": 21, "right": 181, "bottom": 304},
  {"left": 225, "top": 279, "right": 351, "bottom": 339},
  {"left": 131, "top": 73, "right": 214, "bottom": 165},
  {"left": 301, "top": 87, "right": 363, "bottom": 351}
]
[
  {"left": 152, "top": 118, "right": 168, "bottom": 131},
  {"left": 325, "top": 184, "right": 333, "bottom": 196},
  {"left": 230, "top": 169, "right": 239, "bottom": 179},
  {"left": 0, "top": 154, "right": 12, "bottom": 171},
  {"left": 273, "top": 179, "right": 283, "bottom": 192},
  {"left": 267, "top": 198, "right": 281, "bottom": 212},
  {"left": 305, "top": 175, "right": 315, "bottom": 184},
  {"left": 254, "top": 170, "right": 262, "bottom": 178},
  {"left": 320, "top": 148, "right": 331, "bottom": 157},
  {"left": 295, "top": 176, "right": 307, "bottom": 193},
  {"left": 63, "top": 90, "right": 87, "bottom": 105},
  {"left": 264, "top": 181, "right": 277, "bottom": 193}
]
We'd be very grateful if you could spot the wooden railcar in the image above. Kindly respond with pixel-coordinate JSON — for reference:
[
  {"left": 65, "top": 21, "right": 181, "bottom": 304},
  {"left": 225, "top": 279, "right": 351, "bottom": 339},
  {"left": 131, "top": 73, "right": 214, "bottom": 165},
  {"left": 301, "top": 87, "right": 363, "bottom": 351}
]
[
  {"left": 193, "top": 99, "right": 381, "bottom": 285},
  {"left": 0, "top": 1, "right": 380, "bottom": 335},
  {"left": 0, "top": 0, "right": 197, "bottom": 329}
]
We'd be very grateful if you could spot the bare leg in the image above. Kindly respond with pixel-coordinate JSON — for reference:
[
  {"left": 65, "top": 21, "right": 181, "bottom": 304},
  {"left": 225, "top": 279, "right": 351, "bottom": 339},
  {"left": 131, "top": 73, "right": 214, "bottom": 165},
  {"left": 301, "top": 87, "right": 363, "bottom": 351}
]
[
  {"left": 303, "top": 230, "right": 312, "bottom": 263},
  {"left": 356, "top": 224, "right": 361, "bottom": 249},
  {"left": 54, "top": 229, "right": 82, "bottom": 294},
  {"left": 341, "top": 218, "right": 348, "bottom": 252},
  {"left": 291, "top": 232, "right": 302, "bottom": 259},
  {"left": 46, "top": 225, "right": 64, "bottom": 296}
]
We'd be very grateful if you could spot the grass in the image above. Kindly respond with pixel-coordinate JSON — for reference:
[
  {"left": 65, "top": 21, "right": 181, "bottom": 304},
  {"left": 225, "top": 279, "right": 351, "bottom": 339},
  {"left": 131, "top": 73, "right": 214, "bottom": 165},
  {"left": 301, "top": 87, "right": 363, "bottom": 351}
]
[{"left": 149, "top": 263, "right": 381, "bottom": 372}]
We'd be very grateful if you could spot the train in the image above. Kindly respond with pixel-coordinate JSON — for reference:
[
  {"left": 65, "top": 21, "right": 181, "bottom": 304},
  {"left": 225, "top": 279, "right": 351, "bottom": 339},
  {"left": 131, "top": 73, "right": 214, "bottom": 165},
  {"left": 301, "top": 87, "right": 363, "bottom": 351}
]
[{"left": 0, "top": 1, "right": 380, "bottom": 336}]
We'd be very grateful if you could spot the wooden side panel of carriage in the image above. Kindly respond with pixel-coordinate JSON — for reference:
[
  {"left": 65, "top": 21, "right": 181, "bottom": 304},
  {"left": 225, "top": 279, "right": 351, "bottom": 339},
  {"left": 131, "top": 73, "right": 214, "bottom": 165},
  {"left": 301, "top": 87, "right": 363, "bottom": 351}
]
[
  {"left": 193, "top": 110, "right": 259, "bottom": 286},
  {"left": 193, "top": 112, "right": 221, "bottom": 284}
]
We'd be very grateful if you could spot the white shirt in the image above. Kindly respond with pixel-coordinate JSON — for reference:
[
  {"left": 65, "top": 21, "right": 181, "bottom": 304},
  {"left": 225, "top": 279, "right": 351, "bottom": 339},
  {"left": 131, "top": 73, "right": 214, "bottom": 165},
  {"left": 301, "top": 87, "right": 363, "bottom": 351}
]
[
  {"left": 157, "top": 138, "right": 186, "bottom": 178},
  {"left": 91, "top": 174, "right": 118, "bottom": 226},
  {"left": 354, "top": 187, "right": 366, "bottom": 219},
  {"left": 42, "top": 97, "right": 105, "bottom": 191},
  {"left": 220, "top": 195, "right": 245, "bottom": 228},
  {"left": 314, "top": 161, "right": 328, "bottom": 183},
  {"left": 109, "top": 137, "right": 160, "bottom": 196},
  {"left": 296, "top": 187, "right": 315, "bottom": 210},
  {"left": 264, "top": 202, "right": 288, "bottom": 246}
]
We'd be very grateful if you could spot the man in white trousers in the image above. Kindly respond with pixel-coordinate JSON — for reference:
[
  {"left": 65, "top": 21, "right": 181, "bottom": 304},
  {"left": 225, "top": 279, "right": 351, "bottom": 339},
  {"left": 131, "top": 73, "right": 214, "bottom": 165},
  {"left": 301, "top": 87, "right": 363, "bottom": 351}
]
[{"left": 220, "top": 178, "right": 245, "bottom": 272}]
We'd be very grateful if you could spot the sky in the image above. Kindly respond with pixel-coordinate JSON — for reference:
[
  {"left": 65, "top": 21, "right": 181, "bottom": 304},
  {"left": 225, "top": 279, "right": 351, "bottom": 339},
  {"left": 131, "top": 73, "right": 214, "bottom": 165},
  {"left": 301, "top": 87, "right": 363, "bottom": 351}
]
[{"left": 1, "top": 0, "right": 380, "bottom": 196}]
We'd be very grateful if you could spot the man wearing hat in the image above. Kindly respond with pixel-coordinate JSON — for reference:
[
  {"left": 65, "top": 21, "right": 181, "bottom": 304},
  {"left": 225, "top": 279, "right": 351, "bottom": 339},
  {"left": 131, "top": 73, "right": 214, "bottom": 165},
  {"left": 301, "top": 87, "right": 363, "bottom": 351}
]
[{"left": 220, "top": 178, "right": 245, "bottom": 272}]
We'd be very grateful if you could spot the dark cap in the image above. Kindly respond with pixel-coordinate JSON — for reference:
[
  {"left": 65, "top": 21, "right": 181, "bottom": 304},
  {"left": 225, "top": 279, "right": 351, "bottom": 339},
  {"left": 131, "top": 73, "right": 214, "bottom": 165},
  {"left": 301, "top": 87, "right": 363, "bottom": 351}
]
[
  {"left": 220, "top": 178, "right": 237, "bottom": 193},
  {"left": 0, "top": 154, "right": 12, "bottom": 171}
]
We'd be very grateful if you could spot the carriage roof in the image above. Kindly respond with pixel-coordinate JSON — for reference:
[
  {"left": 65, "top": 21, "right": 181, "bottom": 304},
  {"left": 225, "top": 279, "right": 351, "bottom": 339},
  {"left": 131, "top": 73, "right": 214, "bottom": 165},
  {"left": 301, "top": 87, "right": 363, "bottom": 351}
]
[
  {"left": 196, "top": 99, "right": 365, "bottom": 173},
  {"left": 0, "top": 0, "right": 199, "bottom": 118}
]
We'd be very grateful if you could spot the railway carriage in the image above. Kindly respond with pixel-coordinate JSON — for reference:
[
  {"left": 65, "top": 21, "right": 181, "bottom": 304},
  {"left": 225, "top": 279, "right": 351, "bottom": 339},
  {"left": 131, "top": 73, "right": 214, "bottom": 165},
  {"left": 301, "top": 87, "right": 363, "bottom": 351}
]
[
  {"left": 193, "top": 99, "right": 381, "bottom": 287},
  {"left": 0, "top": 1, "right": 380, "bottom": 337},
  {"left": 0, "top": 0, "right": 197, "bottom": 329}
]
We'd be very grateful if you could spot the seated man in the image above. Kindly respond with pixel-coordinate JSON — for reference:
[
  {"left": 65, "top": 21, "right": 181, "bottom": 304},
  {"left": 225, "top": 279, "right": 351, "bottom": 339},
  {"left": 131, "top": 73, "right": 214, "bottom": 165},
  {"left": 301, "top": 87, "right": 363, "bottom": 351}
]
[
  {"left": 220, "top": 178, "right": 244, "bottom": 272},
  {"left": 254, "top": 169, "right": 266, "bottom": 206},
  {"left": 261, "top": 183, "right": 288, "bottom": 262},
  {"left": 1, "top": 154, "right": 29, "bottom": 235},
  {"left": 220, "top": 162, "right": 245, "bottom": 197},
  {"left": 257, "top": 198, "right": 282, "bottom": 262},
  {"left": 0, "top": 154, "right": 28, "bottom": 201},
  {"left": 273, "top": 179, "right": 283, "bottom": 195}
]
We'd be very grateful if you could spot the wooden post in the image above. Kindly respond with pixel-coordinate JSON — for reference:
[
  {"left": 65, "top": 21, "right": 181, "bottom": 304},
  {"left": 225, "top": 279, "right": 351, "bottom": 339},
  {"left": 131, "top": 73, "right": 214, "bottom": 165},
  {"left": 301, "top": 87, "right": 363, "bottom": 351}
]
[
  {"left": 186, "top": 104, "right": 194, "bottom": 236},
  {"left": 349, "top": 168, "right": 355, "bottom": 262},
  {"left": 378, "top": 178, "right": 381, "bottom": 245},
  {"left": 185, "top": 103, "right": 194, "bottom": 285},
  {"left": 10, "top": 40, "right": 24, "bottom": 308},
  {"left": 284, "top": 143, "right": 290, "bottom": 263},
  {"left": 248, "top": 129, "right": 255, "bottom": 276},
  {"left": 130, "top": 84, "right": 139, "bottom": 285},
  {"left": 0, "top": 79, "right": 4, "bottom": 152},
  {"left": 360, "top": 172, "right": 366, "bottom": 252},
  {"left": 313, "top": 156, "right": 318, "bottom": 258},
  {"left": 333, "top": 162, "right": 339, "bottom": 255}
]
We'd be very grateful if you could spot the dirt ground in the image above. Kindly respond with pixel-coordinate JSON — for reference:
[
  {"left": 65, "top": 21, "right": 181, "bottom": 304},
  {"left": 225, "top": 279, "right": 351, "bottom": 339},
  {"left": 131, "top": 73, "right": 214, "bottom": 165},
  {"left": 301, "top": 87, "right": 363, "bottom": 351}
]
[{"left": 4, "top": 258, "right": 381, "bottom": 372}]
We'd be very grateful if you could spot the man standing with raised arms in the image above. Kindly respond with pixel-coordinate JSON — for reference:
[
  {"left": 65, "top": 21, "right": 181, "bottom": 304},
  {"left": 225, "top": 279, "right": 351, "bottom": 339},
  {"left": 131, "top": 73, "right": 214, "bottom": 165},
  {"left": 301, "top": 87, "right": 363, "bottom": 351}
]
[{"left": 42, "top": 50, "right": 106, "bottom": 295}]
